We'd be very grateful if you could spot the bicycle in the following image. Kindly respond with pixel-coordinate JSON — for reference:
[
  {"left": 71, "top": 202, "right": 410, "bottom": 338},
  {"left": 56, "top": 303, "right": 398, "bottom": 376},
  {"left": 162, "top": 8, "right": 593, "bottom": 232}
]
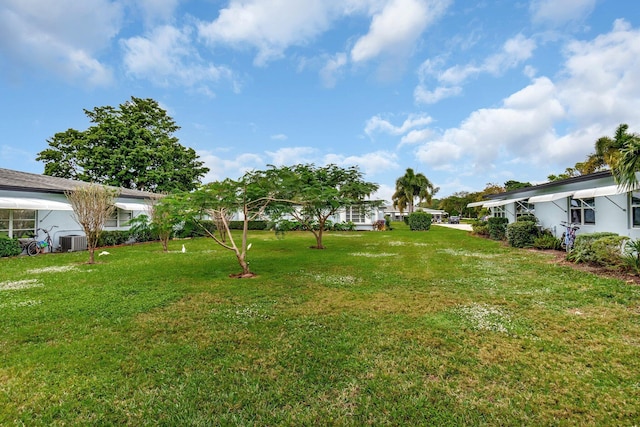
[
  {"left": 20, "top": 226, "right": 58, "bottom": 256},
  {"left": 560, "top": 221, "right": 580, "bottom": 252}
]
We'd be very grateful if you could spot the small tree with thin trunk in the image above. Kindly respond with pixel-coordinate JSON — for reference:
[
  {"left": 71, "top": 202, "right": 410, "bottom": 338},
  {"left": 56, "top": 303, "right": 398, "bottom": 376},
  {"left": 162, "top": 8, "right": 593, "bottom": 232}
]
[
  {"left": 65, "top": 184, "right": 120, "bottom": 264},
  {"left": 184, "top": 169, "right": 284, "bottom": 277}
]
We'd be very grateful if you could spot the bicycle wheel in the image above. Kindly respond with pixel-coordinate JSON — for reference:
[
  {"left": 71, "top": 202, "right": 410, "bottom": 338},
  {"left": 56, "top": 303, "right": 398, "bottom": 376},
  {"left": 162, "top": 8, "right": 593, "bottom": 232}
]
[{"left": 27, "top": 241, "right": 39, "bottom": 256}]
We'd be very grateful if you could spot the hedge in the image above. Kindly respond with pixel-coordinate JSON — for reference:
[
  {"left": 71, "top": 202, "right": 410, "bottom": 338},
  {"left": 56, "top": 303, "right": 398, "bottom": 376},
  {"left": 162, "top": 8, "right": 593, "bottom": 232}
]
[
  {"left": 0, "top": 236, "right": 23, "bottom": 257},
  {"left": 507, "top": 220, "right": 540, "bottom": 248},
  {"left": 408, "top": 211, "right": 432, "bottom": 231},
  {"left": 567, "top": 232, "right": 628, "bottom": 268}
]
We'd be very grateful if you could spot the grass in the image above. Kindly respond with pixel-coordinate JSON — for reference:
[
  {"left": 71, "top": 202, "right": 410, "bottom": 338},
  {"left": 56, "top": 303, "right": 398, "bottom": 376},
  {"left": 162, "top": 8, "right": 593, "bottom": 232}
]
[{"left": 1, "top": 223, "right": 639, "bottom": 425}]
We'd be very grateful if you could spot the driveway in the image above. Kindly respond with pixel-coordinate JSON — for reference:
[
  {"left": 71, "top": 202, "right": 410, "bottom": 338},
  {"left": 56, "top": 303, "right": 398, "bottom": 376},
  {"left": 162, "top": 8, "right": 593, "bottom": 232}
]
[{"left": 433, "top": 223, "right": 473, "bottom": 231}]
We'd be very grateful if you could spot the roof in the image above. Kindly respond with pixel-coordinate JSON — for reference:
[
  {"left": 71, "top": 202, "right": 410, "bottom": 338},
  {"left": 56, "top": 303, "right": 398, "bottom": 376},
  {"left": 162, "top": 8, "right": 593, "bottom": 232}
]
[
  {"left": 486, "top": 170, "right": 613, "bottom": 200},
  {"left": 0, "top": 168, "right": 158, "bottom": 200}
]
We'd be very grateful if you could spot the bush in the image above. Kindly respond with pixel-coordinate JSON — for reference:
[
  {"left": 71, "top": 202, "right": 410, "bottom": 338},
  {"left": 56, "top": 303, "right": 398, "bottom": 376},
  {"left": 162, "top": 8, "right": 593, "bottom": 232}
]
[
  {"left": 623, "top": 239, "right": 640, "bottom": 275},
  {"left": 471, "top": 220, "right": 489, "bottom": 237},
  {"left": 0, "top": 236, "right": 23, "bottom": 257},
  {"left": 487, "top": 217, "right": 509, "bottom": 240},
  {"left": 532, "top": 232, "right": 562, "bottom": 250},
  {"left": 516, "top": 214, "right": 537, "bottom": 223},
  {"left": 507, "top": 221, "right": 540, "bottom": 248},
  {"left": 408, "top": 211, "right": 432, "bottom": 231},
  {"left": 567, "top": 232, "right": 628, "bottom": 268},
  {"left": 228, "top": 220, "right": 268, "bottom": 230},
  {"left": 97, "top": 230, "right": 131, "bottom": 247}
]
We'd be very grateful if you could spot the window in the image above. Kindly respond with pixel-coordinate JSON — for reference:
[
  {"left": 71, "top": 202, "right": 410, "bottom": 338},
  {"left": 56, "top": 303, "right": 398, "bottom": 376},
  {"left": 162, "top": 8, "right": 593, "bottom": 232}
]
[
  {"left": 631, "top": 191, "right": 640, "bottom": 228},
  {"left": 516, "top": 201, "right": 534, "bottom": 218},
  {"left": 345, "top": 206, "right": 366, "bottom": 223},
  {"left": 0, "top": 209, "right": 36, "bottom": 238},
  {"left": 105, "top": 209, "right": 133, "bottom": 228},
  {"left": 491, "top": 206, "right": 506, "bottom": 218},
  {"left": 570, "top": 198, "right": 595, "bottom": 225}
]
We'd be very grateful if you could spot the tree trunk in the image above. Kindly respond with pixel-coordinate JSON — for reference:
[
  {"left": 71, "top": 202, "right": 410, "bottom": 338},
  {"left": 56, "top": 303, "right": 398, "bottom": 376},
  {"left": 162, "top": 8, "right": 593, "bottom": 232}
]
[
  {"left": 161, "top": 238, "right": 168, "bottom": 252},
  {"left": 313, "top": 221, "right": 325, "bottom": 249},
  {"left": 88, "top": 246, "right": 95, "bottom": 264}
]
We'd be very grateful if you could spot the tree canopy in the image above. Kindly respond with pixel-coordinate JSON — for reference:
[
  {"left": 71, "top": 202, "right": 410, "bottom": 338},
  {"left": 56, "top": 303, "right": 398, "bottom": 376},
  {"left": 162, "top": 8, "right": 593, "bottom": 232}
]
[
  {"left": 274, "top": 164, "right": 380, "bottom": 249},
  {"left": 392, "top": 168, "right": 437, "bottom": 214},
  {"left": 37, "top": 97, "right": 209, "bottom": 193}
]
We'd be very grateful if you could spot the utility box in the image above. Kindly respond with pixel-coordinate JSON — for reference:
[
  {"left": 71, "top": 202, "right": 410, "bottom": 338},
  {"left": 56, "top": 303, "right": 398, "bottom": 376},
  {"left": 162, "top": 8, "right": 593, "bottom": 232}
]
[{"left": 60, "top": 235, "right": 87, "bottom": 252}]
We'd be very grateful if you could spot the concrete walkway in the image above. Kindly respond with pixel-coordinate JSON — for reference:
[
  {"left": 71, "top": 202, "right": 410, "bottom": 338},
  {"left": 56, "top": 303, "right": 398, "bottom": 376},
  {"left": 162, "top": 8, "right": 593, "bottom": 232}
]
[{"left": 433, "top": 223, "right": 473, "bottom": 231}]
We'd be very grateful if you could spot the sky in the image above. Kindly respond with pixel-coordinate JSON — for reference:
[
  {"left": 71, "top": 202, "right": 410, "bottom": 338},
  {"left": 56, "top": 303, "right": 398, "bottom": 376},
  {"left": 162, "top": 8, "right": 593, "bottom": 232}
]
[{"left": 1, "top": 0, "right": 639, "bottom": 202}]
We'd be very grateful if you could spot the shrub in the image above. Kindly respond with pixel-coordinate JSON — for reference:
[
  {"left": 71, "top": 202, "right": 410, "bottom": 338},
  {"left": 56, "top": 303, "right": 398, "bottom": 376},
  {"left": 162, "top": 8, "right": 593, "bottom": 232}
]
[
  {"left": 229, "top": 220, "right": 268, "bottom": 230},
  {"left": 567, "top": 232, "right": 628, "bottom": 268},
  {"left": 516, "top": 214, "right": 537, "bottom": 223},
  {"left": 507, "top": 221, "right": 539, "bottom": 248},
  {"left": 408, "top": 211, "right": 432, "bottom": 231},
  {"left": 97, "top": 230, "right": 130, "bottom": 247},
  {"left": 532, "top": 232, "right": 562, "bottom": 250},
  {"left": 471, "top": 220, "right": 489, "bottom": 237},
  {"left": 0, "top": 236, "right": 22, "bottom": 257},
  {"left": 487, "top": 217, "right": 509, "bottom": 240},
  {"left": 623, "top": 239, "right": 640, "bottom": 275}
]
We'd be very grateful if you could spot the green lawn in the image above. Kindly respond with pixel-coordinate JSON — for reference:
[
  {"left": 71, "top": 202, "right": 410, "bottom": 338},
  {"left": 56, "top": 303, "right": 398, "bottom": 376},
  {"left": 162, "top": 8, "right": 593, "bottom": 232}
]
[{"left": 1, "top": 224, "right": 639, "bottom": 425}]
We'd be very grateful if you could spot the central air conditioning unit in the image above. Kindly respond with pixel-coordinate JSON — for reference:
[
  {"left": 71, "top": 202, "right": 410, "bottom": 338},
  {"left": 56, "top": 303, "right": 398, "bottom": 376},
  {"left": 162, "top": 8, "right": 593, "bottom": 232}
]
[{"left": 60, "top": 235, "right": 88, "bottom": 252}]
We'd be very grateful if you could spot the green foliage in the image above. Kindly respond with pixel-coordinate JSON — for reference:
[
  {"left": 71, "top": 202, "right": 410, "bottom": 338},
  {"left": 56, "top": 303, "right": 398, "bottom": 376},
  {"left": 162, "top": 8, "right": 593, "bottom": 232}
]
[
  {"left": 0, "top": 236, "right": 22, "bottom": 257},
  {"left": 392, "top": 168, "right": 436, "bottom": 214},
  {"left": 487, "top": 217, "right": 509, "bottom": 240},
  {"left": 504, "top": 180, "right": 532, "bottom": 191},
  {"left": 567, "top": 232, "right": 628, "bottom": 268},
  {"left": 516, "top": 214, "right": 537, "bottom": 223},
  {"left": 408, "top": 211, "right": 432, "bottom": 231},
  {"left": 228, "top": 220, "right": 268, "bottom": 230},
  {"left": 623, "top": 239, "right": 640, "bottom": 274},
  {"left": 471, "top": 220, "right": 489, "bottom": 236},
  {"left": 532, "top": 232, "right": 562, "bottom": 250},
  {"left": 97, "top": 230, "right": 131, "bottom": 248},
  {"left": 275, "top": 164, "right": 380, "bottom": 249},
  {"left": 37, "top": 97, "right": 208, "bottom": 192},
  {"left": 507, "top": 221, "right": 540, "bottom": 248}
]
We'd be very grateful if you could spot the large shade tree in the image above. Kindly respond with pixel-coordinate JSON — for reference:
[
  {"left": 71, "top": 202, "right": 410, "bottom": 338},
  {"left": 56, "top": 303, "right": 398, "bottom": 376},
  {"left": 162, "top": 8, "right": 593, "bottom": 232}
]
[
  {"left": 276, "top": 164, "right": 380, "bottom": 249},
  {"left": 37, "top": 97, "right": 209, "bottom": 193},
  {"left": 392, "top": 168, "right": 436, "bottom": 214}
]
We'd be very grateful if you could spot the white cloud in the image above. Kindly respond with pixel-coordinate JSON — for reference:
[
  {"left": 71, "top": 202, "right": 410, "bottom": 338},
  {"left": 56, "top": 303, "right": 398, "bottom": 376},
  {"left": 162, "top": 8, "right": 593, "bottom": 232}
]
[
  {"left": 530, "top": 0, "right": 596, "bottom": 27},
  {"left": 0, "top": 0, "right": 120, "bottom": 86},
  {"left": 350, "top": 0, "right": 450, "bottom": 64},
  {"left": 134, "top": 0, "right": 180, "bottom": 26},
  {"left": 198, "top": 151, "right": 265, "bottom": 183},
  {"left": 323, "top": 151, "right": 399, "bottom": 175},
  {"left": 270, "top": 134, "right": 288, "bottom": 141},
  {"left": 266, "top": 147, "right": 319, "bottom": 166},
  {"left": 320, "top": 52, "right": 348, "bottom": 88},
  {"left": 365, "top": 113, "right": 433, "bottom": 137},
  {"left": 415, "top": 34, "right": 536, "bottom": 104},
  {"left": 198, "top": 0, "right": 338, "bottom": 66},
  {"left": 415, "top": 77, "right": 565, "bottom": 170},
  {"left": 122, "top": 25, "right": 235, "bottom": 91},
  {"left": 413, "top": 19, "right": 640, "bottom": 180}
]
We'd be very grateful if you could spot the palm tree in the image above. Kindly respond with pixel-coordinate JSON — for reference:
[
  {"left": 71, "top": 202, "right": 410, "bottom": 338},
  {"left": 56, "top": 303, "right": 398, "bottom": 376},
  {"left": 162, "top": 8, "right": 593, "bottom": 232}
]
[
  {"left": 392, "top": 168, "right": 435, "bottom": 214},
  {"left": 608, "top": 124, "right": 640, "bottom": 189}
]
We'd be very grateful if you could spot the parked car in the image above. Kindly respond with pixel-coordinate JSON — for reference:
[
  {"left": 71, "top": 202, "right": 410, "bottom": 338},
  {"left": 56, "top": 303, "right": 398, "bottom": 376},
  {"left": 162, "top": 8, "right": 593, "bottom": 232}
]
[{"left": 449, "top": 216, "right": 460, "bottom": 224}]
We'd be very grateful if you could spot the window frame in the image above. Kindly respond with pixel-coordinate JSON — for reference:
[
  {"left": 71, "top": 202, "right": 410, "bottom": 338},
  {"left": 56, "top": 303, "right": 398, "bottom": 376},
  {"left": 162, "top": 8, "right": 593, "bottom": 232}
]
[
  {"left": 491, "top": 205, "right": 506, "bottom": 218},
  {"left": 105, "top": 208, "right": 133, "bottom": 228},
  {"left": 631, "top": 191, "right": 640, "bottom": 228},
  {"left": 570, "top": 197, "right": 595, "bottom": 225},
  {"left": 345, "top": 206, "right": 366, "bottom": 223},
  {"left": 0, "top": 209, "right": 37, "bottom": 238}
]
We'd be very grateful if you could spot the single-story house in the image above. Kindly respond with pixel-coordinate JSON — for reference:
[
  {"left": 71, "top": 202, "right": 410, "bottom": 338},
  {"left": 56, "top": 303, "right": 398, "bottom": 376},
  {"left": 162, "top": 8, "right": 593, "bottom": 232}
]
[
  {"left": 383, "top": 205, "right": 449, "bottom": 223},
  {"left": 467, "top": 170, "right": 640, "bottom": 239},
  {"left": 1, "top": 168, "right": 156, "bottom": 251}
]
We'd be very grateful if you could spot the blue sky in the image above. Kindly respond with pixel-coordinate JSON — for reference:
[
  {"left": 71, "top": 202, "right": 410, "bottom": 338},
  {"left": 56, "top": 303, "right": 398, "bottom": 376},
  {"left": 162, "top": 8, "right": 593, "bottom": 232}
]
[{"left": 1, "top": 0, "right": 639, "bottom": 202}]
